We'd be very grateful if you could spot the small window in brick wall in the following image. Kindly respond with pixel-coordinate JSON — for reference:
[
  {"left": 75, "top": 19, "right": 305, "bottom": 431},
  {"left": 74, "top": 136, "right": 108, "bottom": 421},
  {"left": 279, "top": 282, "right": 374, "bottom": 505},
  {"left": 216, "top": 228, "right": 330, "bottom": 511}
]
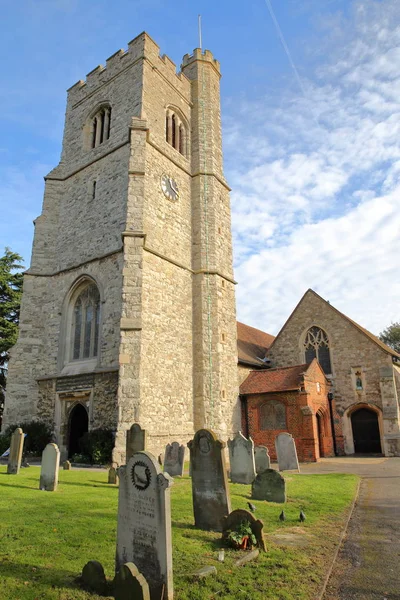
[
  {"left": 166, "top": 108, "right": 187, "bottom": 156},
  {"left": 260, "top": 400, "right": 286, "bottom": 430},
  {"left": 88, "top": 105, "right": 112, "bottom": 149}
]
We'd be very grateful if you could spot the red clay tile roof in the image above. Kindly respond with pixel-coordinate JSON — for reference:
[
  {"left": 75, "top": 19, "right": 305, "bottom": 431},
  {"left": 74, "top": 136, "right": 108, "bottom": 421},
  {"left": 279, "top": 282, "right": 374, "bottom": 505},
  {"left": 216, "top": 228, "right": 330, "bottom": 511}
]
[
  {"left": 240, "top": 364, "right": 309, "bottom": 395},
  {"left": 237, "top": 321, "right": 275, "bottom": 366}
]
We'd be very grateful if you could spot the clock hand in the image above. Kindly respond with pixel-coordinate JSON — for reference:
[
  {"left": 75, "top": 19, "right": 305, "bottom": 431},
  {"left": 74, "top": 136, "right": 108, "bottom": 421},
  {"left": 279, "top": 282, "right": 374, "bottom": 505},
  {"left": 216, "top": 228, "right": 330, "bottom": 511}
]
[{"left": 169, "top": 179, "right": 178, "bottom": 194}]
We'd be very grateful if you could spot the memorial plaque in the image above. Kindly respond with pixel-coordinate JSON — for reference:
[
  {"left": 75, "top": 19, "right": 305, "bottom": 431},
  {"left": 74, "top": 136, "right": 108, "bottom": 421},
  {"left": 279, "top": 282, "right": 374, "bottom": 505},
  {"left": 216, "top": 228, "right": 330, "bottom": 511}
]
[
  {"left": 187, "top": 428, "right": 231, "bottom": 532},
  {"left": 252, "top": 468, "right": 286, "bottom": 503},
  {"left": 228, "top": 432, "right": 256, "bottom": 484},
  {"left": 39, "top": 443, "right": 60, "bottom": 491},
  {"left": 116, "top": 451, "right": 173, "bottom": 600},
  {"left": 7, "top": 428, "right": 24, "bottom": 475},
  {"left": 126, "top": 423, "right": 147, "bottom": 462},
  {"left": 254, "top": 446, "right": 270, "bottom": 474},
  {"left": 163, "top": 441, "right": 185, "bottom": 477},
  {"left": 275, "top": 433, "right": 300, "bottom": 471}
]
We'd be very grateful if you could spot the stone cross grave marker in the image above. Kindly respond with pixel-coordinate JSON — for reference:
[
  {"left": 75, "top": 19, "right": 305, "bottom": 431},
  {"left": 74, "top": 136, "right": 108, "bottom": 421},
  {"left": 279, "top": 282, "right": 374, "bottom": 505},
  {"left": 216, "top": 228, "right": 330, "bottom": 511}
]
[
  {"left": 252, "top": 468, "right": 286, "bottom": 503},
  {"left": 254, "top": 446, "right": 270, "bottom": 474},
  {"left": 228, "top": 431, "right": 256, "bottom": 484},
  {"left": 163, "top": 441, "right": 185, "bottom": 477},
  {"left": 108, "top": 466, "right": 119, "bottom": 485},
  {"left": 275, "top": 432, "right": 300, "bottom": 471},
  {"left": 116, "top": 451, "right": 173, "bottom": 600},
  {"left": 39, "top": 443, "right": 60, "bottom": 491},
  {"left": 114, "top": 562, "right": 150, "bottom": 600},
  {"left": 187, "top": 428, "right": 231, "bottom": 532},
  {"left": 7, "top": 428, "right": 24, "bottom": 474},
  {"left": 126, "top": 423, "right": 146, "bottom": 462}
]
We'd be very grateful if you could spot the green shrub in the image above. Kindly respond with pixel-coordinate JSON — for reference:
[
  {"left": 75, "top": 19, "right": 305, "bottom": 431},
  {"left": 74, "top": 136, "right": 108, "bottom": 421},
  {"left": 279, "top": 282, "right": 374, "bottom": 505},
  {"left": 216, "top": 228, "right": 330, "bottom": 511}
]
[
  {"left": 79, "top": 428, "right": 114, "bottom": 465},
  {"left": 0, "top": 434, "right": 9, "bottom": 455},
  {"left": 71, "top": 453, "right": 91, "bottom": 464},
  {"left": 2, "top": 421, "right": 53, "bottom": 456}
]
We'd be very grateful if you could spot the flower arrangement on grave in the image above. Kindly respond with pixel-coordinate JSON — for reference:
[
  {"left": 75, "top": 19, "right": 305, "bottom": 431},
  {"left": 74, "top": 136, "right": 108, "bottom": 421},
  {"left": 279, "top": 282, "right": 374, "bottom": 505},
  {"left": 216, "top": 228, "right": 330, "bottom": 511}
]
[{"left": 226, "top": 519, "right": 257, "bottom": 550}]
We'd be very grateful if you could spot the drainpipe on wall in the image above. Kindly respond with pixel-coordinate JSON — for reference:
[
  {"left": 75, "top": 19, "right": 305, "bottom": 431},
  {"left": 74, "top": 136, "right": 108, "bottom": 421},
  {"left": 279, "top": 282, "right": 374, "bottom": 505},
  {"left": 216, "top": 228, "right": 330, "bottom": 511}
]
[
  {"left": 240, "top": 395, "right": 249, "bottom": 438},
  {"left": 328, "top": 391, "right": 338, "bottom": 456}
]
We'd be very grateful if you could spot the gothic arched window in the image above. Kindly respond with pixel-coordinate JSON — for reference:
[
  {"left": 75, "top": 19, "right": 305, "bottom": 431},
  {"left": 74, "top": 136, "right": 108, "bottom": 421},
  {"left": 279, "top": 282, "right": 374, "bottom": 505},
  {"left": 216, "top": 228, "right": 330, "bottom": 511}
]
[
  {"left": 71, "top": 284, "right": 100, "bottom": 360},
  {"left": 260, "top": 400, "right": 286, "bottom": 430},
  {"left": 88, "top": 105, "right": 112, "bottom": 149},
  {"left": 304, "top": 326, "right": 332, "bottom": 374},
  {"left": 165, "top": 108, "right": 187, "bottom": 156}
]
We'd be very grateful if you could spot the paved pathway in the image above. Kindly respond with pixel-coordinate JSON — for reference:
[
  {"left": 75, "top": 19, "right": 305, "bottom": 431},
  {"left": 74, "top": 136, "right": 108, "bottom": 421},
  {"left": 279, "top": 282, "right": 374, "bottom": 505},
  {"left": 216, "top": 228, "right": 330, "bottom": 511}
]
[{"left": 300, "top": 457, "right": 400, "bottom": 600}]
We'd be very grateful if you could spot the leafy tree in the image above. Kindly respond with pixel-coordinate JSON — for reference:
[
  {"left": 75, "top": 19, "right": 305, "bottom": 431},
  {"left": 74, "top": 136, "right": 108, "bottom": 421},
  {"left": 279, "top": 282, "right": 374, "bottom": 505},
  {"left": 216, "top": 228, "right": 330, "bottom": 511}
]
[
  {"left": 379, "top": 322, "right": 400, "bottom": 354},
  {"left": 0, "top": 249, "right": 24, "bottom": 413}
]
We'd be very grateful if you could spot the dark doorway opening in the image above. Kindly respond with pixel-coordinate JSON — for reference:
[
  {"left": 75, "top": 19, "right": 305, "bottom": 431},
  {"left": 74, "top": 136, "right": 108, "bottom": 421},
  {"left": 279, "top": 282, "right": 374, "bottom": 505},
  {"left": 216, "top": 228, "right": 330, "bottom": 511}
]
[
  {"left": 316, "top": 412, "right": 324, "bottom": 457},
  {"left": 68, "top": 403, "right": 89, "bottom": 458},
  {"left": 351, "top": 408, "right": 382, "bottom": 454}
]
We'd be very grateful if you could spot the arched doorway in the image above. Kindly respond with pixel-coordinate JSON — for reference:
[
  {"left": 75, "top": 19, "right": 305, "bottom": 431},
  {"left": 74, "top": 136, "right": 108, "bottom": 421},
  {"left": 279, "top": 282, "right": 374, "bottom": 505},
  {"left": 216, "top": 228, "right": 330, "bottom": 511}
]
[
  {"left": 316, "top": 412, "right": 324, "bottom": 457},
  {"left": 68, "top": 403, "right": 89, "bottom": 458},
  {"left": 351, "top": 408, "right": 382, "bottom": 454}
]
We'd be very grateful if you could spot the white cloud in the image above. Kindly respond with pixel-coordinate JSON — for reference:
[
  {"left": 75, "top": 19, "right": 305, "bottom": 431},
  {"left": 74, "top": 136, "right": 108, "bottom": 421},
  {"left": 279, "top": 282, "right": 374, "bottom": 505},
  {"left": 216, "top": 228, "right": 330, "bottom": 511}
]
[{"left": 226, "top": 0, "right": 400, "bottom": 336}]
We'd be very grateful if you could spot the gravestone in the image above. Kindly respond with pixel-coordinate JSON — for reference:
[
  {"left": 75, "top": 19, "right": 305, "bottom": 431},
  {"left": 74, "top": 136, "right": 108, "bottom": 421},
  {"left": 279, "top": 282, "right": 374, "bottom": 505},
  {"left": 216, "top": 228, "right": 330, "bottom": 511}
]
[
  {"left": 187, "top": 428, "right": 231, "bottom": 532},
  {"left": 39, "top": 443, "right": 60, "bottom": 491},
  {"left": 222, "top": 508, "right": 266, "bottom": 551},
  {"left": 63, "top": 460, "right": 71, "bottom": 470},
  {"left": 126, "top": 424, "right": 146, "bottom": 462},
  {"left": 81, "top": 560, "right": 107, "bottom": 595},
  {"left": 252, "top": 468, "right": 286, "bottom": 503},
  {"left": 163, "top": 442, "right": 185, "bottom": 477},
  {"left": 116, "top": 451, "right": 173, "bottom": 600},
  {"left": 228, "top": 432, "right": 256, "bottom": 484},
  {"left": 108, "top": 466, "right": 119, "bottom": 485},
  {"left": 254, "top": 446, "right": 270, "bottom": 474},
  {"left": 157, "top": 453, "right": 164, "bottom": 467},
  {"left": 7, "top": 428, "right": 24, "bottom": 474},
  {"left": 114, "top": 562, "right": 150, "bottom": 600},
  {"left": 275, "top": 433, "right": 300, "bottom": 471}
]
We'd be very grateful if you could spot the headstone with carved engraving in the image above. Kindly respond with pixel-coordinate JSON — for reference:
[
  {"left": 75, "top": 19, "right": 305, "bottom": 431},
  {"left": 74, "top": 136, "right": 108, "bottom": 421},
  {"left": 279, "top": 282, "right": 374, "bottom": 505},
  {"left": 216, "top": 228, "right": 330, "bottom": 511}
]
[
  {"left": 39, "top": 443, "right": 60, "bottom": 491},
  {"left": 275, "top": 433, "right": 300, "bottom": 472},
  {"left": 254, "top": 446, "right": 270, "bottom": 474},
  {"left": 163, "top": 441, "right": 185, "bottom": 477},
  {"left": 116, "top": 451, "right": 173, "bottom": 600},
  {"left": 7, "top": 428, "right": 24, "bottom": 475},
  {"left": 187, "top": 429, "right": 231, "bottom": 532},
  {"left": 252, "top": 468, "right": 286, "bottom": 503},
  {"left": 126, "top": 424, "right": 147, "bottom": 462},
  {"left": 228, "top": 432, "right": 256, "bottom": 484}
]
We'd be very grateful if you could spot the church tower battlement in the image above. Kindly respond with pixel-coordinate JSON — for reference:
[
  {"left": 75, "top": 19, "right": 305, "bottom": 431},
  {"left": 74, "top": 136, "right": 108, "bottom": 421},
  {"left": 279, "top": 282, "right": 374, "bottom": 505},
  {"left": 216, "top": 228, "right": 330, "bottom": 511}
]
[{"left": 4, "top": 32, "right": 240, "bottom": 462}]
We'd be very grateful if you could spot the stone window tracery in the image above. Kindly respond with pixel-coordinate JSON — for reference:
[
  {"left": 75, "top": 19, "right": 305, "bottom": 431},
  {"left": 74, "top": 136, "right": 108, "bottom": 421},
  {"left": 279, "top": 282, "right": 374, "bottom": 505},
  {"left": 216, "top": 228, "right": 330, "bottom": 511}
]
[
  {"left": 71, "top": 284, "right": 100, "bottom": 360},
  {"left": 260, "top": 400, "right": 286, "bottom": 430},
  {"left": 165, "top": 108, "right": 187, "bottom": 156},
  {"left": 89, "top": 105, "right": 112, "bottom": 149},
  {"left": 304, "top": 326, "right": 332, "bottom": 374}
]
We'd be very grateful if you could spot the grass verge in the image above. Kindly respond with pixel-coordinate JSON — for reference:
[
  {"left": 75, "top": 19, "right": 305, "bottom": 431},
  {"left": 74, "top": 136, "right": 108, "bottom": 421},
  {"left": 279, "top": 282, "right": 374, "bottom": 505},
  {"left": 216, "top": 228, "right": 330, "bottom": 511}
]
[{"left": 0, "top": 466, "right": 358, "bottom": 600}]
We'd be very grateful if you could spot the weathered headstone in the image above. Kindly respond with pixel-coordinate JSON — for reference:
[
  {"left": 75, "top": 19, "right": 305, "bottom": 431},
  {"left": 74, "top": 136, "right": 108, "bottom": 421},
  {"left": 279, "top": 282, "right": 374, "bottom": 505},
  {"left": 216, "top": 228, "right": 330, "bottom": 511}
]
[
  {"left": 63, "top": 460, "right": 71, "bottom": 470},
  {"left": 7, "top": 428, "right": 24, "bottom": 474},
  {"left": 275, "top": 433, "right": 300, "bottom": 471},
  {"left": 126, "top": 424, "right": 146, "bottom": 462},
  {"left": 39, "top": 443, "right": 60, "bottom": 491},
  {"left": 222, "top": 508, "right": 266, "bottom": 551},
  {"left": 81, "top": 560, "right": 107, "bottom": 595},
  {"left": 252, "top": 468, "right": 286, "bottom": 503},
  {"left": 116, "top": 451, "right": 173, "bottom": 600},
  {"left": 163, "top": 441, "right": 185, "bottom": 477},
  {"left": 228, "top": 432, "right": 256, "bottom": 484},
  {"left": 114, "top": 562, "right": 150, "bottom": 600},
  {"left": 108, "top": 466, "right": 119, "bottom": 485},
  {"left": 187, "top": 428, "right": 231, "bottom": 532},
  {"left": 254, "top": 446, "right": 270, "bottom": 474}
]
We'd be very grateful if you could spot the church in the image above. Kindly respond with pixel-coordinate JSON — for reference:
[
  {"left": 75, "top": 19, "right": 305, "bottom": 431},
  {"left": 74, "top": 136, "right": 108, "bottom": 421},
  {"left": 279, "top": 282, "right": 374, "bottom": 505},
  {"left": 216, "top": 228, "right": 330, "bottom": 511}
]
[{"left": 4, "top": 33, "right": 400, "bottom": 462}]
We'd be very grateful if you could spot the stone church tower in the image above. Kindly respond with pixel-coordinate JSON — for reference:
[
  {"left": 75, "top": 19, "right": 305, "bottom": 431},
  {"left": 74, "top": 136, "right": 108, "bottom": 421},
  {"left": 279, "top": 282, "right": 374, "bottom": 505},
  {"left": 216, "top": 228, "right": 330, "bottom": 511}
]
[{"left": 3, "top": 32, "right": 240, "bottom": 462}]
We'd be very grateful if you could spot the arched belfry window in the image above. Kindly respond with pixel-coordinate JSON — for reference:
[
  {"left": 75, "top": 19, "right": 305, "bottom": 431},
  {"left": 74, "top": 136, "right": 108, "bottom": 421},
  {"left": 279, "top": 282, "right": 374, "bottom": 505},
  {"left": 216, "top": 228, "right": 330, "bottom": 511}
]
[
  {"left": 71, "top": 283, "right": 100, "bottom": 360},
  {"left": 260, "top": 400, "right": 286, "bottom": 430},
  {"left": 165, "top": 108, "right": 187, "bottom": 156},
  {"left": 88, "top": 105, "right": 112, "bottom": 149},
  {"left": 304, "top": 326, "right": 332, "bottom": 374}
]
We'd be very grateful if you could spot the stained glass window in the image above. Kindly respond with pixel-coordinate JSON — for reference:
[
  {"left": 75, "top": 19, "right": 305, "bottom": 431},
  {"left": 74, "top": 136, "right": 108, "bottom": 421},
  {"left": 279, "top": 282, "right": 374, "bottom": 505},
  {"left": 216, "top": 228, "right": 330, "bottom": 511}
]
[
  {"left": 71, "top": 284, "right": 100, "bottom": 361},
  {"left": 304, "top": 326, "right": 332, "bottom": 374}
]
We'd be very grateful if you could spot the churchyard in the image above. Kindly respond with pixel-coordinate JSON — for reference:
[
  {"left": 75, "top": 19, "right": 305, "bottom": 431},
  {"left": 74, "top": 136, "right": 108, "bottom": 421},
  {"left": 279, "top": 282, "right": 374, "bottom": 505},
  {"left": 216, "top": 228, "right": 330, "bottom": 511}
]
[{"left": 0, "top": 459, "right": 357, "bottom": 599}]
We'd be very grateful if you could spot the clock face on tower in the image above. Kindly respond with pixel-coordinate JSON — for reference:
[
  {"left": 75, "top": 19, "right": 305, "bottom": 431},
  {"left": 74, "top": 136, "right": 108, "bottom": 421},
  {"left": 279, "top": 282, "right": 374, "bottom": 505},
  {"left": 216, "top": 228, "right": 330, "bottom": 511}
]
[{"left": 161, "top": 174, "right": 179, "bottom": 201}]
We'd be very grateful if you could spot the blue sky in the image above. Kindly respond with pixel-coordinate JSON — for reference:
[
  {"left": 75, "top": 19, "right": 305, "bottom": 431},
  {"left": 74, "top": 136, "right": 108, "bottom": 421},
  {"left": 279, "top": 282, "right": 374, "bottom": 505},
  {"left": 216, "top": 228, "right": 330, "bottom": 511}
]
[{"left": 1, "top": 0, "right": 399, "bottom": 336}]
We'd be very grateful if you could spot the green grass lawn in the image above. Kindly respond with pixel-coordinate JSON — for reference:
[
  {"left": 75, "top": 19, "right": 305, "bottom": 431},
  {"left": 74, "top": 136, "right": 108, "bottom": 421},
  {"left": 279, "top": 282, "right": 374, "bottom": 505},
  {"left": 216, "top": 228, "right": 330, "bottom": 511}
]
[{"left": 0, "top": 466, "right": 358, "bottom": 600}]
